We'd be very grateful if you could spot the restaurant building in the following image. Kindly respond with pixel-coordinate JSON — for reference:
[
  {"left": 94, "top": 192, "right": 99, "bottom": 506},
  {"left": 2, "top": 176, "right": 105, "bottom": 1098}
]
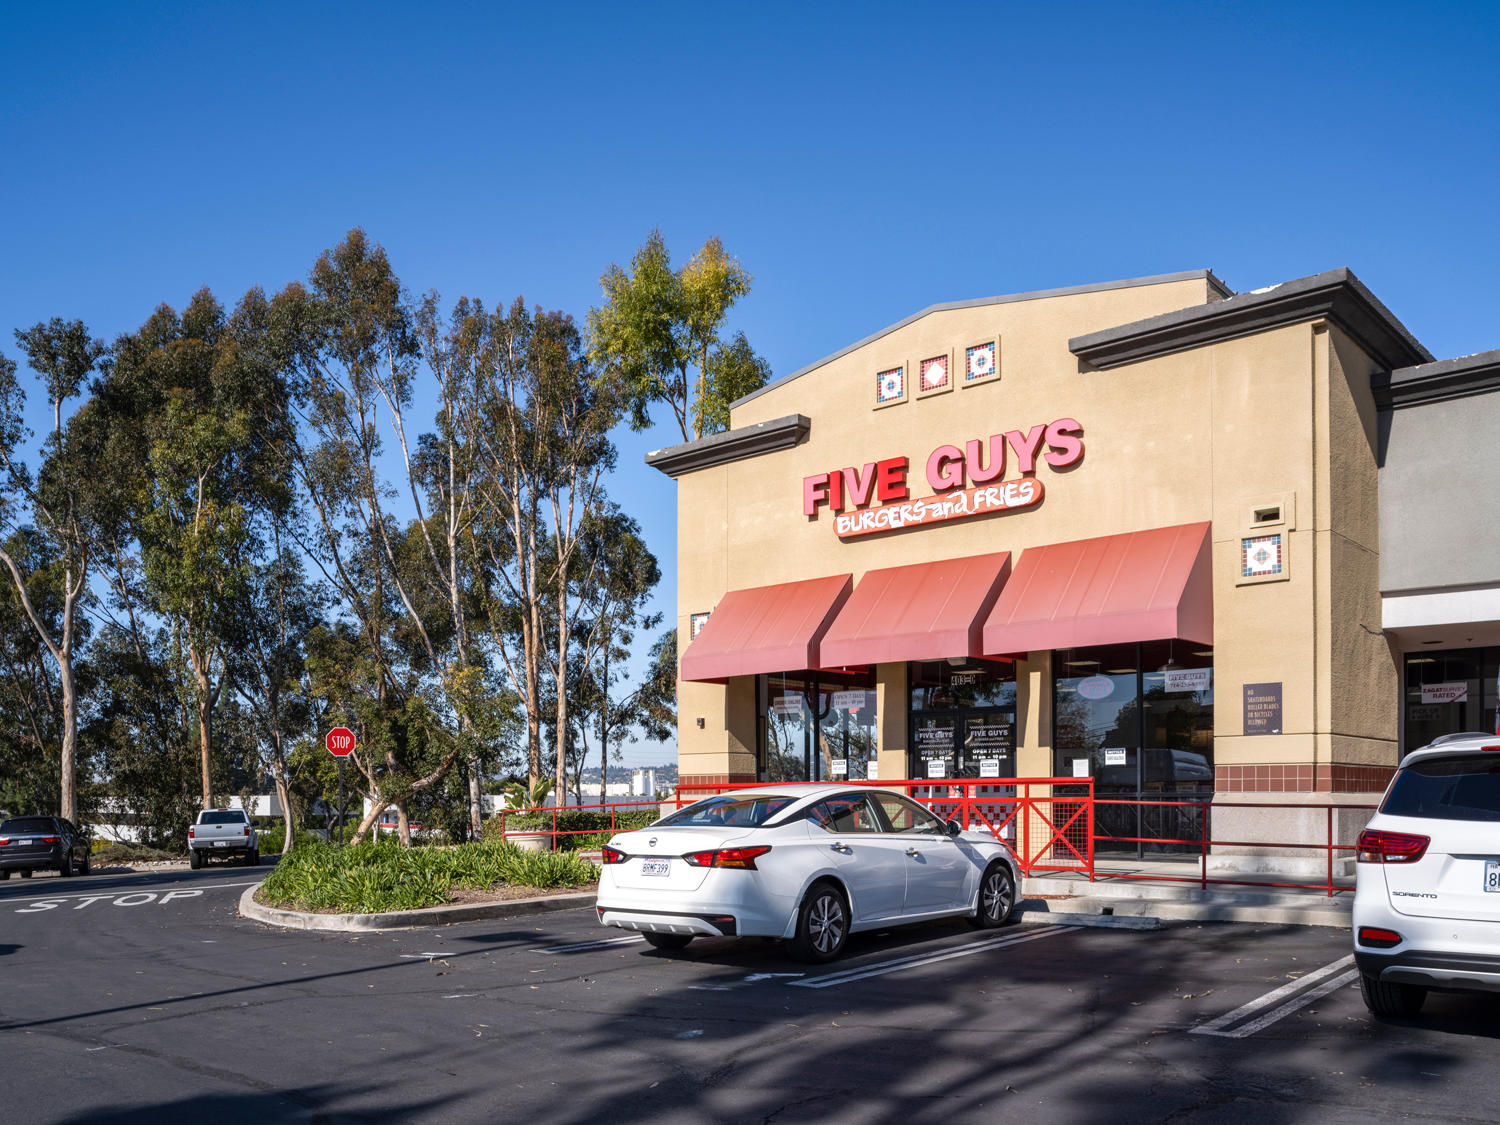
[{"left": 647, "top": 268, "right": 1496, "bottom": 868}]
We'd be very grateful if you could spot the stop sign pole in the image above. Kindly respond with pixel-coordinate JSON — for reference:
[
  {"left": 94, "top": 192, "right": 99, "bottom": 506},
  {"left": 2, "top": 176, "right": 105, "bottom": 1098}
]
[{"left": 326, "top": 728, "right": 355, "bottom": 844}]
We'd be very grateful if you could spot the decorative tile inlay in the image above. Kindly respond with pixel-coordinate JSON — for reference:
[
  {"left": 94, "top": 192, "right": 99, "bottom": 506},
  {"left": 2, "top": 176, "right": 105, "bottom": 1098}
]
[
  {"left": 690, "top": 612, "right": 711, "bottom": 640},
  {"left": 966, "top": 341, "right": 997, "bottom": 382},
  {"left": 919, "top": 355, "right": 950, "bottom": 392},
  {"left": 1241, "top": 534, "right": 1283, "bottom": 577},
  {"left": 875, "top": 365, "right": 906, "bottom": 405}
]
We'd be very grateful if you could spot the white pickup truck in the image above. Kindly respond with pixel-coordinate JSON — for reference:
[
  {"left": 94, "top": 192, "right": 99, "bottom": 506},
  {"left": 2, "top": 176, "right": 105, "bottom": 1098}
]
[{"left": 188, "top": 809, "right": 260, "bottom": 868}]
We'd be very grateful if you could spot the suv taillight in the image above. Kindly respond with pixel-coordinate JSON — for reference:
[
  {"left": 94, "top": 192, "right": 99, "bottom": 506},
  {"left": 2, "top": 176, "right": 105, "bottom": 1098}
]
[
  {"left": 683, "top": 846, "right": 771, "bottom": 870},
  {"left": 189, "top": 826, "right": 195, "bottom": 838},
  {"left": 601, "top": 845, "right": 627, "bottom": 864},
  {"left": 1358, "top": 926, "right": 1403, "bottom": 948},
  {"left": 1357, "top": 829, "right": 1430, "bottom": 864}
]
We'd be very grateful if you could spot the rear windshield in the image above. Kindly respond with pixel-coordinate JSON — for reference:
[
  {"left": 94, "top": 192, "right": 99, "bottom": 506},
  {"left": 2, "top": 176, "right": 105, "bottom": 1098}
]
[
  {"left": 0, "top": 817, "right": 55, "bottom": 834},
  {"left": 198, "top": 811, "right": 248, "bottom": 825},
  {"left": 1382, "top": 754, "right": 1500, "bottom": 822},
  {"left": 656, "top": 795, "right": 795, "bottom": 828}
]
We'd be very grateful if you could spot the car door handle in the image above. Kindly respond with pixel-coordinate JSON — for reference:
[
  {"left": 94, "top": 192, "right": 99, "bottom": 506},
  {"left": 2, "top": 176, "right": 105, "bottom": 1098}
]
[
  {"left": 905, "top": 848, "right": 921, "bottom": 857},
  {"left": 830, "top": 842, "right": 851, "bottom": 853}
]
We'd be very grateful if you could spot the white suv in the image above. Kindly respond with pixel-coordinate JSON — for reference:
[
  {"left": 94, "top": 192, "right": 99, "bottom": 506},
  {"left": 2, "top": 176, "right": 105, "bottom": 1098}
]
[{"left": 1353, "top": 732, "right": 1500, "bottom": 1017}]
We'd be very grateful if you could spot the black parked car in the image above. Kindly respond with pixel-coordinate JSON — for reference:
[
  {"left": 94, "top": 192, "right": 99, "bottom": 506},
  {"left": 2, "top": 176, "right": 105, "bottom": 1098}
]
[{"left": 0, "top": 816, "right": 91, "bottom": 878}]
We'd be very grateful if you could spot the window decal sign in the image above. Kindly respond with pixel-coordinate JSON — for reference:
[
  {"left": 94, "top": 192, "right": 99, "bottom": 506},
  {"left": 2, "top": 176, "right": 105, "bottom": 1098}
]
[
  {"left": 1163, "top": 668, "right": 1212, "bottom": 693},
  {"left": 1421, "top": 681, "right": 1469, "bottom": 704}
]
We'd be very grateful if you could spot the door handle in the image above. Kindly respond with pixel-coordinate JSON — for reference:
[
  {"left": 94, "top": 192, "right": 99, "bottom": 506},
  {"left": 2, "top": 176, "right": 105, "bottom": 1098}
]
[
  {"left": 905, "top": 847, "right": 921, "bottom": 857},
  {"left": 830, "top": 842, "right": 851, "bottom": 853}
]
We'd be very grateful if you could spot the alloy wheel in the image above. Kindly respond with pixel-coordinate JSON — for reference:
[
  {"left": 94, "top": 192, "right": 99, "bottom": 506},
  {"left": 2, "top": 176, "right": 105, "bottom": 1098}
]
[
  {"left": 809, "top": 892, "right": 846, "bottom": 954},
  {"left": 983, "top": 868, "right": 1013, "bottom": 922}
]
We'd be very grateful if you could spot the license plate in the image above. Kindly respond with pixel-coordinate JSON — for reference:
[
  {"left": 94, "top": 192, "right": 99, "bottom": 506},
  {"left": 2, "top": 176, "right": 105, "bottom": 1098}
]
[
  {"left": 214, "top": 840, "right": 228, "bottom": 847},
  {"left": 641, "top": 858, "right": 670, "bottom": 877},
  {"left": 1486, "top": 860, "right": 1500, "bottom": 893}
]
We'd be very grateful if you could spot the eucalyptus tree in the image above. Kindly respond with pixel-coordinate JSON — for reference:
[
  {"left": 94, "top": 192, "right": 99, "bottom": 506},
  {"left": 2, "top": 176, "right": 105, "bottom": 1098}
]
[
  {"left": 564, "top": 505, "right": 661, "bottom": 797},
  {"left": 274, "top": 230, "right": 476, "bottom": 842},
  {"left": 101, "top": 288, "right": 294, "bottom": 811},
  {"left": 463, "top": 300, "right": 624, "bottom": 799},
  {"left": 588, "top": 231, "right": 771, "bottom": 443},
  {"left": 0, "top": 322, "right": 109, "bottom": 822},
  {"left": 224, "top": 529, "right": 324, "bottom": 855},
  {"left": 0, "top": 529, "right": 75, "bottom": 816}
]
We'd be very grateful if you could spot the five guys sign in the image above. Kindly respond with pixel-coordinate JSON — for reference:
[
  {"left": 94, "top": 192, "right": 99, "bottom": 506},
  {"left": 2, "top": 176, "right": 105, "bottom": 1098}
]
[{"left": 803, "top": 418, "right": 1083, "bottom": 539}]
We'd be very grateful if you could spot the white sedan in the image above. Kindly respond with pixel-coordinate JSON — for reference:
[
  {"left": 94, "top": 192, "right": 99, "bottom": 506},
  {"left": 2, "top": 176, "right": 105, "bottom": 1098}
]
[{"left": 595, "top": 784, "right": 1021, "bottom": 962}]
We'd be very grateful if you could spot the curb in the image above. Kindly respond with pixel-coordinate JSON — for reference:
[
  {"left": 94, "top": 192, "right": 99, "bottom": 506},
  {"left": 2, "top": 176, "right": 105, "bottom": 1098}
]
[
  {"left": 238, "top": 885, "right": 598, "bottom": 932},
  {"left": 1016, "top": 900, "right": 1164, "bottom": 931}
]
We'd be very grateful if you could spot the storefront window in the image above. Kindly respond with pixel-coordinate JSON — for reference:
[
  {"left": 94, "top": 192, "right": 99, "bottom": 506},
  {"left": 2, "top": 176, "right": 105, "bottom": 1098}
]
[
  {"left": 907, "top": 660, "right": 1016, "bottom": 780},
  {"left": 1054, "top": 640, "right": 1214, "bottom": 855},
  {"left": 758, "top": 671, "right": 876, "bottom": 782},
  {"left": 1403, "top": 648, "right": 1500, "bottom": 755}
]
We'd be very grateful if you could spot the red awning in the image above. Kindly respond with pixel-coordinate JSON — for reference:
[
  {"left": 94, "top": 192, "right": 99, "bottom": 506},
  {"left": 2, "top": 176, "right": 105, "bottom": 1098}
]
[
  {"left": 982, "top": 522, "right": 1213, "bottom": 654},
  {"left": 679, "top": 574, "right": 853, "bottom": 682},
  {"left": 819, "top": 552, "right": 1013, "bottom": 667}
]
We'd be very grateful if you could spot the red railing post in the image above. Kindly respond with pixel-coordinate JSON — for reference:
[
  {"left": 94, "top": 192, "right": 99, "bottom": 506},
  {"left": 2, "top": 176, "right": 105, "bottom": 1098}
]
[
  {"left": 1326, "top": 803, "right": 1334, "bottom": 898},
  {"left": 1201, "top": 799, "right": 1209, "bottom": 890}
]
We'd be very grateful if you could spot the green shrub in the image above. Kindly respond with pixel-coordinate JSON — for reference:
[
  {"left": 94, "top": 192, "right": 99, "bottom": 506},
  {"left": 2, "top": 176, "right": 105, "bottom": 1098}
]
[
  {"left": 478, "top": 807, "right": 658, "bottom": 850},
  {"left": 256, "top": 838, "right": 599, "bottom": 914},
  {"left": 259, "top": 829, "right": 326, "bottom": 856}
]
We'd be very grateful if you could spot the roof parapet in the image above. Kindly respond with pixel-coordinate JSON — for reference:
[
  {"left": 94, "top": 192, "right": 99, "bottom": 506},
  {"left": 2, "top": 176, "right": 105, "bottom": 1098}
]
[{"left": 1069, "top": 268, "right": 1431, "bottom": 372}]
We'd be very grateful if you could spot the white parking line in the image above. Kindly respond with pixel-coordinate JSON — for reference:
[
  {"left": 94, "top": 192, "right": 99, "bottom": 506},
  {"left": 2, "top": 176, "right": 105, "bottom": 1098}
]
[
  {"left": 1190, "top": 955, "right": 1356, "bottom": 1038},
  {"left": 534, "top": 935, "right": 645, "bottom": 954},
  {"left": 791, "top": 926, "right": 1084, "bottom": 989}
]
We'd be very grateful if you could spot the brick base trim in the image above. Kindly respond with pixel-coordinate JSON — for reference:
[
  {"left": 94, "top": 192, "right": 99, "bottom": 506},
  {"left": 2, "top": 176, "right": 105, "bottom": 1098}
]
[
  {"left": 679, "top": 774, "right": 757, "bottom": 787},
  {"left": 1215, "top": 763, "right": 1395, "bottom": 793}
]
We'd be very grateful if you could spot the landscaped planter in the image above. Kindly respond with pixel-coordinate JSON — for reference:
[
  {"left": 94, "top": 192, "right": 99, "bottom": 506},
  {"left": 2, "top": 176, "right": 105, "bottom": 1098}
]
[{"left": 508, "top": 830, "right": 554, "bottom": 852}]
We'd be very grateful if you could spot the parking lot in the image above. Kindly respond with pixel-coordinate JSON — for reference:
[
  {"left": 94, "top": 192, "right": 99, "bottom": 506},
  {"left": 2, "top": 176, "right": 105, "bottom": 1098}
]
[{"left": 3, "top": 868, "right": 1498, "bottom": 1124}]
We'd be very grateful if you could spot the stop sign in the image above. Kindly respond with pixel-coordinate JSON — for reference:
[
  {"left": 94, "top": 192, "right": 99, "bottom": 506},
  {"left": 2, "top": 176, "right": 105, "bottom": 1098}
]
[{"left": 326, "top": 727, "right": 356, "bottom": 757}]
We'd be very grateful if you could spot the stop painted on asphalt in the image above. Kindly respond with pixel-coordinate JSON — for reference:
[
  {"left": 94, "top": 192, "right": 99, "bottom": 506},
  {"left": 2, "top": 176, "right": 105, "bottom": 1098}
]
[{"left": 15, "top": 889, "right": 203, "bottom": 912}]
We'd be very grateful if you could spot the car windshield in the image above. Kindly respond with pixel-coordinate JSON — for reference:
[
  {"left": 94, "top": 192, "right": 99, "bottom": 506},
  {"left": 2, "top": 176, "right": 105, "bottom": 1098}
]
[
  {"left": 0, "top": 817, "right": 55, "bottom": 834},
  {"left": 198, "top": 811, "right": 247, "bottom": 825},
  {"left": 656, "top": 795, "right": 795, "bottom": 828},
  {"left": 1382, "top": 754, "right": 1500, "bottom": 822}
]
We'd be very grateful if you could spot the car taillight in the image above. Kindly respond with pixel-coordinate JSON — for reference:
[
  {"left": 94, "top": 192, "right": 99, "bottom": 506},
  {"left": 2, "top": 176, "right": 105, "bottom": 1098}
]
[
  {"left": 243, "top": 826, "right": 250, "bottom": 836},
  {"left": 1358, "top": 926, "right": 1403, "bottom": 948},
  {"left": 601, "top": 845, "right": 627, "bottom": 864},
  {"left": 188, "top": 827, "right": 195, "bottom": 838},
  {"left": 38, "top": 836, "right": 59, "bottom": 844},
  {"left": 683, "top": 846, "right": 771, "bottom": 870},
  {"left": 1357, "top": 829, "right": 1429, "bottom": 864},
  {"left": 0, "top": 837, "right": 9, "bottom": 845}
]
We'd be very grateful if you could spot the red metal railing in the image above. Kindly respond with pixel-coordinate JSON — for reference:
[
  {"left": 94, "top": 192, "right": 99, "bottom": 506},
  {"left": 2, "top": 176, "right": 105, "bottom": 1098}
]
[
  {"left": 1091, "top": 796, "right": 1378, "bottom": 897},
  {"left": 494, "top": 798, "right": 665, "bottom": 850},
  {"left": 673, "top": 778, "right": 1094, "bottom": 876},
  {"left": 669, "top": 779, "right": 1378, "bottom": 896}
]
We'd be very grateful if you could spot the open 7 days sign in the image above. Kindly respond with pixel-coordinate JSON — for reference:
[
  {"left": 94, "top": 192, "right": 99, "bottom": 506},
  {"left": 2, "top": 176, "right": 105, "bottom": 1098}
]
[{"left": 802, "top": 419, "right": 1081, "bottom": 540}]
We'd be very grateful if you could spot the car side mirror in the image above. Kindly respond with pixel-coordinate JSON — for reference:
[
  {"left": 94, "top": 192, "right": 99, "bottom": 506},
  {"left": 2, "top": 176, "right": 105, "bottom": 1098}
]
[{"left": 945, "top": 819, "right": 962, "bottom": 837}]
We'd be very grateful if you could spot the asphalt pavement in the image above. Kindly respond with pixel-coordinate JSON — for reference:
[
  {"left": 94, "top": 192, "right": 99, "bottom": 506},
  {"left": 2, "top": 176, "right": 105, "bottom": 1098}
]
[{"left": 2, "top": 865, "right": 1498, "bottom": 1124}]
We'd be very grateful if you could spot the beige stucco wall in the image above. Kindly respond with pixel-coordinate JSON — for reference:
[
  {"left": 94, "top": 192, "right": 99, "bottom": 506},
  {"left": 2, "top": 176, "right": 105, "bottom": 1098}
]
[{"left": 670, "top": 275, "right": 1398, "bottom": 787}]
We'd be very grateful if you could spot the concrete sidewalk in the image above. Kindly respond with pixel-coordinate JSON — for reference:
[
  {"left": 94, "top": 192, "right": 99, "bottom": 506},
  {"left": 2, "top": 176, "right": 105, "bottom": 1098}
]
[{"left": 1021, "top": 859, "right": 1354, "bottom": 929}]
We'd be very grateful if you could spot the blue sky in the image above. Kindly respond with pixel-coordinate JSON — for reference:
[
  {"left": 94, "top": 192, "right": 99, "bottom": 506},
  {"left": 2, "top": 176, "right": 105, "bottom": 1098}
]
[{"left": 3, "top": 2, "right": 1498, "bottom": 766}]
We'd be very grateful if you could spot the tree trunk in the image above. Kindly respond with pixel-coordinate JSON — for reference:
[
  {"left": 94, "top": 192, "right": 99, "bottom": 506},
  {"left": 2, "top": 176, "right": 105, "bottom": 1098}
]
[
  {"left": 58, "top": 658, "right": 78, "bottom": 823},
  {"left": 274, "top": 770, "right": 294, "bottom": 855},
  {"left": 195, "top": 666, "right": 214, "bottom": 810},
  {"left": 554, "top": 584, "right": 569, "bottom": 807},
  {"left": 467, "top": 762, "right": 482, "bottom": 841},
  {"left": 397, "top": 801, "right": 411, "bottom": 846}
]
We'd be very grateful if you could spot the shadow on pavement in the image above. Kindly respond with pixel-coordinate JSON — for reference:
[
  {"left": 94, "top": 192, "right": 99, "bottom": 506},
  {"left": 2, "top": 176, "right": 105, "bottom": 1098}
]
[{"left": 53, "top": 1083, "right": 457, "bottom": 1124}]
